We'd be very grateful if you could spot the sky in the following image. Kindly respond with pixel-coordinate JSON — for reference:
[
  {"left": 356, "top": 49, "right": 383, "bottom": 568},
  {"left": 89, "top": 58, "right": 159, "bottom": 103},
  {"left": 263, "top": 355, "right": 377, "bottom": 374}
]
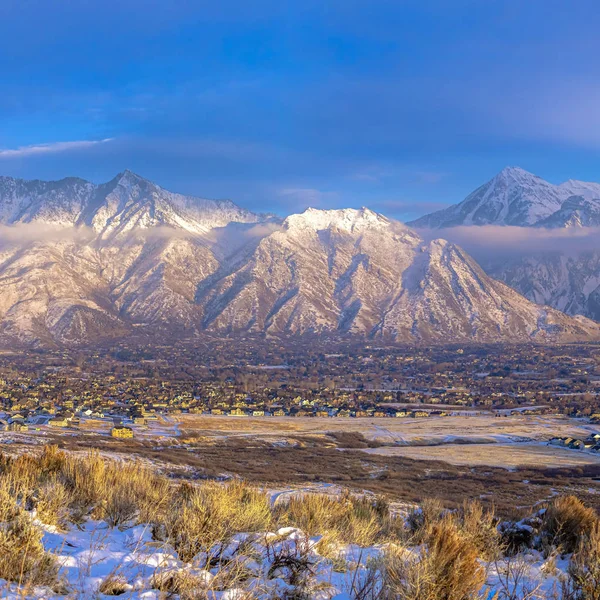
[{"left": 1, "top": 0, "right": 600, "bottom": 220}]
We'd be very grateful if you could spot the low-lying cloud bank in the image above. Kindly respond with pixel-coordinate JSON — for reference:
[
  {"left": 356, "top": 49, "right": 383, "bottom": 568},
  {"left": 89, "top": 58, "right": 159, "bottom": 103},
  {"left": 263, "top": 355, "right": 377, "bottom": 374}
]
[
  {"left": 417, "top": 225, "right": 600, "bottom": 258},
  {"left": 0, "top": 220, "right": 284, "bottom": 251},
  {"left": 0, "top": 223, "right": 96, "bottom": 247}
]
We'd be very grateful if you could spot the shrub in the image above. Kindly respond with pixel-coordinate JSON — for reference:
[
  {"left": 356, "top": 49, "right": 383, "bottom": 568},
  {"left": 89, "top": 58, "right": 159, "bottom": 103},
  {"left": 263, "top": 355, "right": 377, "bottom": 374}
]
[
  {"left": 383, "top": 518, "right": 485, "bottom": 600},
  {"left": 265, "top": 535, "right": 317, "bottom": 589},
  {"left": 277, "top": 492, "right": 395, "bottom": 546},
  {"left": 451, "top": 500, "right": 500, "bottom": 559},
  {"left": 98, "top": 573, "right": 131, "bottom": 596},
  {"left": 541, "top": 495, "right": 598, "bottom": 553},
  {"left": 93, "top": 460, "right": 162, "bottom": 526},
  {"left": 0, "top": 511, "right": 58, "bottom": 587},
  {"left": 563, "top": 521, "right": 600, "bottom": 600},
  {"left": 61, "top": 450, "right": 107, "bottom": 511},
  {"left": 152, "top": 567, "right": 213, "bottom": 598},
  {"left": 498, "top": 521, "right": 535, "bottom": 556},
  {"left": 34, "top": 477, "right": 72, "bottom": 528},
  {"left": 157, "top": 480, "right": 272, "bottom": 563},
  {"left": 37, "top": 445, "right": 67, "bottom": 476},
  {"left": 406, "top": 497, "right": 445, "bottom": 541},
  {"left": 278, "top": 493, "right": 347, "bottom": 537},
  {"left": 0, "top": 478, "right": 21, "bottom": 523},
  {"left": 58, "top": 451, "right": 169, "bottom": 526}
]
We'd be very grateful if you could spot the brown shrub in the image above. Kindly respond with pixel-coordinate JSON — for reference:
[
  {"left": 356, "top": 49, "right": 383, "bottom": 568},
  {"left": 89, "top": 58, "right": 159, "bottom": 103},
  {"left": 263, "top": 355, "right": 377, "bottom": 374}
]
[
  {"left": 277, "top": 492, "right": 395, "bottom": 546},
  {"left": 451, "top": 500, "right": 500, "bottom": 559},
  {"left": 383, "top": 518, "right": 485, "bottom": 600},
  {"left": 406, "top": 497, "right": 445, "bottom": 541},
  {"left": 542, "top": 495, "right": 598, "bottom": 553},
  {"left": 34, "top": 477, "right": 72, "bottom": 528},
  {"left": 563, "top": 521, "right": 600, "bottom": 600},
  {"left": 277, "top": 493, "right": 347, "bottom": 537},
  {"left": 98, "top": 573, "right": 131, "bottom": 596},
  {"left": 0, "top": 511, "right": 58, "bottom": 587},
  {"left": 157, "top": 480, "right": 272, "bottom": 563}
]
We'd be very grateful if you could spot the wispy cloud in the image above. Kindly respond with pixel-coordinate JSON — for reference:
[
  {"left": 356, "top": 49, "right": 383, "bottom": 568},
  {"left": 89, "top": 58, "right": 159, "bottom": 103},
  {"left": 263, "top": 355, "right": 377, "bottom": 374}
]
[
  {"left": 421, "top": 225, "right": 600, "bottom": 258},
  {"left": 0, "top": 138, "right": 114, "bottom": 159},
  {"left": 0, "top": 223, "right": 95, "bottom": 246}
]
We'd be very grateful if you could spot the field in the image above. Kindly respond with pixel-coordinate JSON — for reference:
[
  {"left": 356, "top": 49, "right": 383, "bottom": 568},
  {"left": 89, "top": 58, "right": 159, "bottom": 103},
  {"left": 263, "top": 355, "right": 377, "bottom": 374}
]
[
  {"left": 4, "top": 411, "right": 600, "bottom": 516},
  {"left": 172, "top": 412, "right": 598, "bottom": 450},
  {"left": 363, "top": 442, "right": 600, "bottom": 468}
]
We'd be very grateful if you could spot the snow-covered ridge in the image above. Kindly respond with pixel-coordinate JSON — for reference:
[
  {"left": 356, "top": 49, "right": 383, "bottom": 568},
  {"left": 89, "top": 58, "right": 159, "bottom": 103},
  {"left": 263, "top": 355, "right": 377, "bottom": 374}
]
[
  {"left": 0, "top": 170, "right": 263, "bottom": 235},
  {"left": 409, "top": 166, "right": 600, "bottom": 229},
  {"left": 284, "top": 207, "right": 391, "bottom": 233}
]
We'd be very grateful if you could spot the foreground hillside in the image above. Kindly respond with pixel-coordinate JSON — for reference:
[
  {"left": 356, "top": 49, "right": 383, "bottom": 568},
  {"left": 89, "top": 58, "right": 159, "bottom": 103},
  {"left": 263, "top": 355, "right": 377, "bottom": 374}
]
[{"left": 0, "top": 446, "right": 597, "bottom": 599}]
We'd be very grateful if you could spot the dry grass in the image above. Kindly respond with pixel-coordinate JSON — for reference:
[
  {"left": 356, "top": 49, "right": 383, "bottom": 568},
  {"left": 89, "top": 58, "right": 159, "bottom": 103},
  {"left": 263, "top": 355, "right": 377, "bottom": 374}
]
[
  {"left": 451, "top": 500, "right": 500, "bottom": 559},
  {"left": 276, "top": 492, "right": 396, "bottom": 547},
  {"left": 0, "top": 510, "right": 58, "bottom": 588},
  {"left": 563, "top": 521, "right": 600, "bottom": 600},
  {"left": 34, "top": 476, "right": 72, "bottom": 529},
  {"left": 542, "top": 495, "right": 599, "bottom": 553},
  {"left": 0, "top": 446, "right": 171, "bottom": 528},
  {"left": 154, "top": 480, "right": 272, "bottom": 563},
  {"left": 46, "top": 431, "right": 600, "bottom": 516},
  {"left": 98, "top": 572, "right": 131, "bottom": 596},
  {"left": 2, "top": 444, "right": 600, "bottom": 598},
  {"left": 382, "top": 518, "right": 486, "bottom": 600},
  {"left": 406, "top": 497, "right": 446, "bottom": 541}
]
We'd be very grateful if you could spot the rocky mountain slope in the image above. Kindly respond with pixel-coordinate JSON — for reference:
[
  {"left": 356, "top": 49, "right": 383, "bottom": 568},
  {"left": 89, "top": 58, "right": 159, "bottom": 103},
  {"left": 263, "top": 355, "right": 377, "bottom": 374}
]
[
  {"left": 485, "top": 251, "right": 600, "bottom": 323},
  {"left": 0, "top": 172, "right": 597, "bottom": 346},
  {"left": 194, "top": 207, "right": 598, "bottom": 342},
  {"left": 534, "top": 196, "right": 600, "bottom": 228}
]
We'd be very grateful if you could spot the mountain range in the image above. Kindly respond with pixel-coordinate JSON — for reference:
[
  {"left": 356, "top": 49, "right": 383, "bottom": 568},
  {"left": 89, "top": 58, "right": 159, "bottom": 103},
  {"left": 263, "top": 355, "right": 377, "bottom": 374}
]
[
  {"left": 408, "top": 166, "right": 600, "bottom": 322},
  {"left": 0, "top": 169, "right": 598, "bottom": 347}
]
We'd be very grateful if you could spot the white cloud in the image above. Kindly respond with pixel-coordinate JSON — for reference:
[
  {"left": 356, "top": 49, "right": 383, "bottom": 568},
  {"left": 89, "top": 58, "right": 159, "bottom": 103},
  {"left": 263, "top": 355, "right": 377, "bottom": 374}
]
[
  {"left": 0, "top": 138, "right": 114, "bottom": 159},
  {"left": 420, "top": 225, "right": 600, "bottom": 257}
]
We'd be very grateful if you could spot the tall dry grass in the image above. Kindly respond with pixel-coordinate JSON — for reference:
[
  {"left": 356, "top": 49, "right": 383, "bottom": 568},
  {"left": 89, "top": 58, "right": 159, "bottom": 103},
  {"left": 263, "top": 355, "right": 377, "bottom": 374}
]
[
  {"left": 542, "top": 495, "right": 598, "bottom": 554},
  {"left": 381, "top": 518, "right": 486, "bottom": 600},
  {"left": 1, "top": 444, "right": 600, "bottom": 599},
  {"left": 276, "top": 492, "right": 396, "bottom": 547},
  {"left": 154, "top": 480, "right": 272, "bottom": 563},
  {"left": 562, "top": 521, "right": 600, "bottom": 600}
]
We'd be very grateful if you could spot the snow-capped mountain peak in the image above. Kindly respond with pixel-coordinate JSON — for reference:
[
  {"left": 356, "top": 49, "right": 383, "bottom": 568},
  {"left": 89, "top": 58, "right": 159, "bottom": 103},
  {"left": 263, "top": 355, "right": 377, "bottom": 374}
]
[
  {"left": 284, "top": 206, "right": 391, "bottom": 233},
  {"left": 409, "top": 166, "right": 578, "bottom": 228},
  {"left": 558, "top": 179, "right": 600, "bottom": 199},
  {"left": 0, "top": 171, "right": 264, "bottom": 236},
  {"left": 0, "top": 169, "right": 597, "bottom": 347},
  {"left": 495, "top": 166, "right": 541, "bottom": 181}
]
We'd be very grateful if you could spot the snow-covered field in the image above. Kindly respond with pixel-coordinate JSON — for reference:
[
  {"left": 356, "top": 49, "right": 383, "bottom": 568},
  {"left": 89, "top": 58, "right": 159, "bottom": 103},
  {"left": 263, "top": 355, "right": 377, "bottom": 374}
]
[{"left": 363, "top": 441, "right": 600, "bottom": 468}]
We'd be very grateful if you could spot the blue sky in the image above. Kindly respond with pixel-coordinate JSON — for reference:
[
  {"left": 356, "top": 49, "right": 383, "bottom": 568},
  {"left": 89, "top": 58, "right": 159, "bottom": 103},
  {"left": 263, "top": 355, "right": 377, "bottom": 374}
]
[{"left": 1, "top": 0, "right": 599, "bottom": 219}]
